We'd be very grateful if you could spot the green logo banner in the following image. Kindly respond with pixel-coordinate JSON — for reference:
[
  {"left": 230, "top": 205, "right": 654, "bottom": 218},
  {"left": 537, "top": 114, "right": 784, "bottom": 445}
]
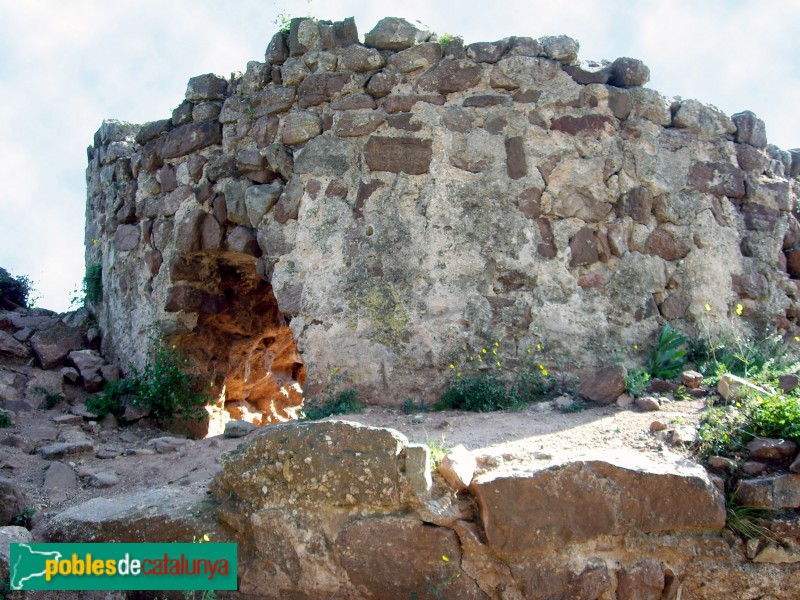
[{"left": 9, "top": 543, "right": 237, "bottom": 591}]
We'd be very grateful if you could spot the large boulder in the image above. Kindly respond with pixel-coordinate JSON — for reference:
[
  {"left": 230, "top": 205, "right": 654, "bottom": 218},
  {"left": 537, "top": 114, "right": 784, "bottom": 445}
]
[{"left": 471, "top": 451, "right": 726, "bottom": 558}]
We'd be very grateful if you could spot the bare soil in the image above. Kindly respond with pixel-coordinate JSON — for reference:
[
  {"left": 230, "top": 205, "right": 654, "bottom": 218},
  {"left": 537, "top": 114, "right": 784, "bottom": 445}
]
[{"left": 2, "top": 394, "right": 708, "bottom": 530}]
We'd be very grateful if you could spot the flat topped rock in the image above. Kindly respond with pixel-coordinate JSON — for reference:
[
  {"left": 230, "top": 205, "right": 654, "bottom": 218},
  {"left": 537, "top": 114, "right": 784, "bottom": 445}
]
[
  {"left": 211, "top": 420, "right": 409, "bottom": 511},
  {"left": 471, "top": 450, "right": 725, "bottom": 557}
]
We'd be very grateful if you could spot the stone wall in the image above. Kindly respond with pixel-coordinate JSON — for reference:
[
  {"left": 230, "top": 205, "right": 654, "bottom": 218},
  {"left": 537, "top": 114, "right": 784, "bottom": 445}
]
[{"left": 86, "top": 16, "right": 800, "bottom": 411}]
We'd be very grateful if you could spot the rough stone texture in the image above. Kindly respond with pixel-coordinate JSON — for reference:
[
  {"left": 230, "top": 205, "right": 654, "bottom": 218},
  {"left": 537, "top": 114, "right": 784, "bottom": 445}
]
[
  {"left": 609, "top": 57, "right": 650, "bottom": 87},
  {"left": 30, "top": 321, "right": 85, "bottom": 369},
  {"left": 736, "top": 474, "right": 800, "bottom": 509},
  {"left": 86, "top": 15, "right": 800, "bottom": 414},
  {"left": 364, "top": 136, "right": 432, "bottom": 174},
  {"left": 211, "top": 421, "right": 408, "bottom": 510},
  {"left": 437, "top": 444, "right": 476, "bottom": 490},
  {"left": 471, "top": 451, "right": 725, "bottom": 558},
  {"left": 0, "top": 476, "right": 29, "bottom": 525},
  {"left": 732, "top": 110, "right": 768, "bottom": 148},
  {"left": 364, "top": 17, "right": 430, "bottom": 50},
  {"left": 0, "top": 525, "right": 32, "bottom": 582},
  {"left": 43, "top": 487, "right": 223, "bottom": 542},
  {"left": 578, "top": 365, "right": 627, "bottom": 404}
]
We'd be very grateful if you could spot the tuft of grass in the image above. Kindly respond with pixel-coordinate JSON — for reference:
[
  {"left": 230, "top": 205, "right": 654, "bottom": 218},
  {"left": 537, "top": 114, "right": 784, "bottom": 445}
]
[
  {"left": 648, "top": 323, "right": 688, "bottom": 380},
  {"left": 559, "top": 398, "right": 588, "bottom": 413},
  {"left": 726, "top": 493, "right": 778, "bottom": 542}
]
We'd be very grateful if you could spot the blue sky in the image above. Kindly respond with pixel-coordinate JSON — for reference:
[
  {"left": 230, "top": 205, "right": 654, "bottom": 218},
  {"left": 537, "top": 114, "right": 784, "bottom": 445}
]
[{"left": 0, "top": 0, "right": 798, "bottom": 311}]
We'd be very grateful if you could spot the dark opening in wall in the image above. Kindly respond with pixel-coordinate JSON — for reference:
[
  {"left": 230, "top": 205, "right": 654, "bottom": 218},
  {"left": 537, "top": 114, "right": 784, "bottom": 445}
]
[{"left": 166, "top": 251, "right": 304, "bottom": 433}]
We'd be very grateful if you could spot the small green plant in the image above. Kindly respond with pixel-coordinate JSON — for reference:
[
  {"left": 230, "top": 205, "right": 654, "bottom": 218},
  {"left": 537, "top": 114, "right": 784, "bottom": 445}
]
[
  {"left": 437, "top": 342, "right": 559, "bottom": 412},
  {"left": 132, "top": 341, "right": 211, "bottom": 424},
  {"left": 559, "top": 398, "right": 587, "bottom": 413},
  {"left": 648, "top": 323, "right": 688, "bottom": 380},
  {"left": 70, "top": 263, "right": 103, "bottom": 309},
  {"left": 33, "top": 388, "right": 65, "bottom": 410},
  {"left": 402, "top": 398, "right": 417, "bottom": 414},
  {"left": 625, "top": 367, "right": 651, "bottom": 398},
  {"left": 86, "top": 380, "right": 130, "bottom": 418},
  {"left": 426, "top": 438, "right": 449, "bottom": 469},
  {"left": 0, "top": 411, "right": 11, "bottom": 428},
  {"left": 12, "top": 506, "right": 35, "bottom": 530},
  {"left": 302, "top": 369, "right": 363, "bottom": 420}
]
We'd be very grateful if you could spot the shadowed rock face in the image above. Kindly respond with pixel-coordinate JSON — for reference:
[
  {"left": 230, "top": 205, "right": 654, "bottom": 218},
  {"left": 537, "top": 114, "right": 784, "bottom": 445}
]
[{"left": 87, "top": 15, "right": 800, "bottom": 412}]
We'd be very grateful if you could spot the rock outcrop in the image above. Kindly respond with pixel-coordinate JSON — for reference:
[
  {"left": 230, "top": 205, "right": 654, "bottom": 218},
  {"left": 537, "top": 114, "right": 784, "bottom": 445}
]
[
  {"left": 85, "top": 16, "right": 800, "bottom": 418},
  {"left": 38, "top": 420, "right": 800, "bottom": 598}
]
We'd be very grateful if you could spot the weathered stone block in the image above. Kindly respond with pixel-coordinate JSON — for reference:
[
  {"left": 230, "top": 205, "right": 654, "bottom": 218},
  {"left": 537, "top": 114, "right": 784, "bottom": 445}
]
[
  {"left": 579, "top": 364, "right": 626, "bottom": 403},
  {"left": 364, "top": 17, "right": 430, "bottom": 50},
  {"left": 688, "top": 161, "right": 746, "bottom": 198},
  {"left": 472, "top": 452, "right": 725, "bottom": 557},
  {"left": 387, "top": 42, "right": 442, "bottom": 73},
  {"left": 364, "top": 137, "right": 432, "bottom": 174},
  {"left": 297, "top": 72, "right": 351, "bottom": 108},
  {"left": 645, "top": 228, "right": 690, "bottom": 261},
  {"left": 416, "top": 59, "right": 482, "bottom": 94},
  {"left": 211, "top": 421, "right": 408, "bottom": 510},
  {"left": 282, "top": 110, "right": 322, "bottom": 145},
  {"left": 732, "top": 110, "right": 768, "bottom": 148},
  {"left": 609, "top": 57, "right": 650, "bottom": 87},
  {"left": 185, "top": 73, "right": 228, "bottom": 102},
  {"left": 159, "top": 121, "right": 222, "bottom": 160},
  {"left": 736, "top": 474, "right": 800, "bottom": 509}
]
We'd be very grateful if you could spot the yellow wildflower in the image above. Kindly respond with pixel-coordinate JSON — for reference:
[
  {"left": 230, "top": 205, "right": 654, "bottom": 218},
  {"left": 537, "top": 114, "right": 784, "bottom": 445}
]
[
  {"left": 536, "top": 343, "right": 542, "bottom": 350},
  {"left": 450, "top": 364, "right": 455, "bottom": 369},
  {"left": 492, "top": 349, "right": 497, "bottom": 355},
  {"left": 542, "top": 369, "right": 549, "bottom": 376},
  {"left": 442, "top": 555, "right": 450, "bottom": 562},
  {"left": 633, "top": 344, "right": 639, "bottom": 350},
  {"left": 457, "top": 372, "right": 462, "bottom": 377},
  {"left": 704, "top": 303, "right": 711, "bottom": 312},
  {"left": 496, "top": 361, "right": 502, "bottom": 368},
  {"left": 482, "top": 348, "right": 488, "bottom": 354},
  {"left": 493, "top": 341, "right": 500, "bottom": 347},
  {"left": 735, "top": 303, "right": 743, "bottom": 316}
]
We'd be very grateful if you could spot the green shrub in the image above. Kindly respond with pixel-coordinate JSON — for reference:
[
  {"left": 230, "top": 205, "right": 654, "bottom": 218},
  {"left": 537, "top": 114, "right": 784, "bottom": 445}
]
[
  {"left": 132, "top": 342, "right": 211, "bottom": 424},
  {"left": 426, "top": 438, "right": 449, "bottom": 469},
  {"left": 303, "top": 367, "right": 363, "bottom": 420},
  {"left": 692, "top": 332, "right": 798, "bottom": 385},
  {"left": 437, "top": 342, "right": 560, "bottom": 412},
  {"left": 625, "top": 367, "right": 651, "bottom": 397},
  {"left": 0, "top": 267, "right": 35, "bottom": 308},
  {"left": 437, "top": 372, "right": 522, "bottom": 412},
  {"left": 648, "top": 323, "right": 688, "bottom": 380},
  {"left": 87, "top": 340, "right": 210, "bottom": 425},
  {"left": 86, "top": 379, "right": 132, "bottom": 418},
  {"left": 696, "top": 393, "right": 800, "bottom": 458},
  {"left": 0, "top": 411, "right": 11, "bottom": 428},
  {"left": 303, "top": 389, "right": 363, "bottom": 420}
]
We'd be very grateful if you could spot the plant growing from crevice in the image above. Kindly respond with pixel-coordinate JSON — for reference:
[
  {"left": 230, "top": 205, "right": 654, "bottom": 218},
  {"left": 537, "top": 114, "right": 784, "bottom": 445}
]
[
  {"left": 12, "top": 506, "right": 35, "bottom": 530},
  {"left": 426, "top": 437, "right": 449, "bottom": 470},
  {"left": 725, "top": 492, "right": 778, "bottom": 543},
  {"left": 0, "top": 411, "right": 11, "bottom": 428},
  {"left": 302, "top": 368, "right": 363, "bottom": 420},
  {"left": 70, "top": 263, "right": 103, "bottom": 309}
]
